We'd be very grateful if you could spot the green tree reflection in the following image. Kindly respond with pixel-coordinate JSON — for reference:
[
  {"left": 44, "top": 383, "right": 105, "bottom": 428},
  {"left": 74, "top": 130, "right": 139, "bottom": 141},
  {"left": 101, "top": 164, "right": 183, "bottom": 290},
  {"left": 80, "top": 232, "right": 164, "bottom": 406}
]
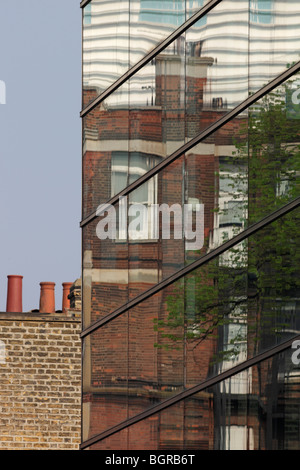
[{"left": 154, "top": 77, "right": 300, "bottom": 368}]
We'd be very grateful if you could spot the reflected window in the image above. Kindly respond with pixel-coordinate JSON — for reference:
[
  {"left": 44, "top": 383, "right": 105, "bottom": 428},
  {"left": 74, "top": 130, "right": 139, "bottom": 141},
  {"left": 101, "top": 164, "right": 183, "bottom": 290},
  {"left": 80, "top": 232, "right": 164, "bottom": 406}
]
[
  {"left": 216, "top": 300, "right": 248, "bottom": 391},
  {"left": 111, "top": 152, "right": 160, "bottom": 240},
  {"left": 223, "top": 426, "right": 254, "bottom": 450},
  {"left": 275, "top": 300, "right": 300, "bottom": 336},
  {"left": 128, "top": 155, "right": 159, "bottom": 240},
  {"left": 139, "top": 0, "right": 185, "bottom": 26},
  {"left": 188, "top": 0, "right": 207, "bottom": 27},
  {"left": 250, "top": 0, "right": 273, "bottom": 24},
  {"left": 111, "top": 152, "right": 160, "bottom": 199},
  {"left": 84, "top": 4, "right": 92, "bottom": 25},
  {"left": 128, "top": 154, "right": 159, "bottom": 202},
  {"left": 286, "top": 80, "right": 300, "bottom": 120},
  {"left": 218, "top": 163, "right": 247, "bottom": 229},
  {"left": 111, "top": 152, "right": 129, "bottom": 196},
  {"left": 219, "top": 200, "right": 245, "bottom": 227}
]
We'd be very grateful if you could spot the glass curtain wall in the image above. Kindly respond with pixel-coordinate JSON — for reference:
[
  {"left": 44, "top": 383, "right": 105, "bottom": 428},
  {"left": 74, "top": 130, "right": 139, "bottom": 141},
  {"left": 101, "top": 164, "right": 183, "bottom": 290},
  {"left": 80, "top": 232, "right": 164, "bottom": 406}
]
[{"left": 81, "top": 0, "right": 300, "bottom": 450}]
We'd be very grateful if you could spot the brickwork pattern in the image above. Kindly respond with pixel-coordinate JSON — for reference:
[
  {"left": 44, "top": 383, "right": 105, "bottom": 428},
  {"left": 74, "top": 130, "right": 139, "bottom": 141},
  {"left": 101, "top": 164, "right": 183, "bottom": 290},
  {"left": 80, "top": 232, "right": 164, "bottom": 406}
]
[{"left": 0, "top": 313, "right": 81, "bottom": 450}]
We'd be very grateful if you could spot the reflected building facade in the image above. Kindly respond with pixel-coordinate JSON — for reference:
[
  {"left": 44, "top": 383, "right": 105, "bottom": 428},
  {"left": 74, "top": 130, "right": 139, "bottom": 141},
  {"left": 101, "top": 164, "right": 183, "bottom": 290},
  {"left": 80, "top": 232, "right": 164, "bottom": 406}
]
[{"left": 81, "top": 0, "right": 300, "bottom": 450}]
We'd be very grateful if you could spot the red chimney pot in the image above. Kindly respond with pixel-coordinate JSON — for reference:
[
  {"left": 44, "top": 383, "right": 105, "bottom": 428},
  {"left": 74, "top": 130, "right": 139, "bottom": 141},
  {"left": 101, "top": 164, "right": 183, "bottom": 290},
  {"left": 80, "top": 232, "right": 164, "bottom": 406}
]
[
  {"left": 39, "top": 282, "right": 55, "bottom": 313},
  {"left": 62, "top": 282, "right": 73, "bottom": 313}
]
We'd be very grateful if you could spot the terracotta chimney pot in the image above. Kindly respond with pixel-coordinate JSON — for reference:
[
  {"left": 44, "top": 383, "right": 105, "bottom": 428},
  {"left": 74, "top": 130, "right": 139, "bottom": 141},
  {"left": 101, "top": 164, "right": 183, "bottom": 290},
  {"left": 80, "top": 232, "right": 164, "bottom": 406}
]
[
  {"left": 6, "top": 275, "right": 23, "bottom": 312},
  {"left": 62, "top": 282, "right": 73, "bottom": 312},
  {"left": 39, "top": 282, "right": 55, "bottom": 313}
]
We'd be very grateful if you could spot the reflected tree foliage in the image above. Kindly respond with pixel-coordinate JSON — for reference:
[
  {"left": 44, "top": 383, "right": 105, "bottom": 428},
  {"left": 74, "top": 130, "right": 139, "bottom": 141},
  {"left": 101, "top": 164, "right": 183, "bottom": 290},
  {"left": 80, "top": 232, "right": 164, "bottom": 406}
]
[{"left": 154, "top": 77, "right": 300, "bottom": 368}]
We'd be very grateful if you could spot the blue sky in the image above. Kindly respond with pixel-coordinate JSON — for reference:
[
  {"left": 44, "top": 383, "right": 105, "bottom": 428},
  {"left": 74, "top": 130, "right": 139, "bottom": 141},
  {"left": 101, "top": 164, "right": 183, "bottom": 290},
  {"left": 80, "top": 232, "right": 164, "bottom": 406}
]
[{"left": 0, "top": 1, "right": 82, "bottom": 311}]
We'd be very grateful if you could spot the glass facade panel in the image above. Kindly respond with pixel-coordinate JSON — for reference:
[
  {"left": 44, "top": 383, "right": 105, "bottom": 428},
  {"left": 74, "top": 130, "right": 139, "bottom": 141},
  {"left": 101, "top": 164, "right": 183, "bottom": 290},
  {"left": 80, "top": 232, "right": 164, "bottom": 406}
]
[
  {"left": 127, "top": 157, "right": 185, "bottom": 300},
  {"left": 83, "top": 57, "right": 300, "bottom": 225},
  {"left": 82, "top": 13, "right": 227, "bottom": 219},
  {"left": 88, "top": 348, "right": 300, "bottom": 450},
  {"left": 185, "top": 0, "right": 249, "bottom": 127},
  {"left": 83, "top": 0, "right": 300, "bottom": 113},
  {"left": 81, "top": 0, "right": 300, "bottom": 452},
  {"left": 247, "top": 73, "right": 300, "bottom": 222},
  {"left": 82, "top": 201, "right": 128, "bottom": 331},
  {"left": 185, "top": 209, "right": 300, "bottom": 384},
  {"left": 82, "top": 0, "right": 196, "bottom": 109},
  {"left": 82, "top": 313, "right": 129, "bottom": 441},
  {"left": 82, "top": 82, "right": 129, "bottom": 219},
  {"left": 130, "top": 0, "right": 187, "bottom": 65},
  {"left": 82, "top": 208, "right": 300, "bottom": 442},
  {"left": 82, "top": 1, "right": 130, "bottom": 108},
  {"left": 82, "top": 70, "right": 300, "bottom": 328},
  {"left": 83, "top": 72, "right": 300, "bottom": 325},
  {"left": 249, "top": 0, "right": 300, "bottom": 93},
  {"left": 82, "top": 156, "right": 186, "bottom": 330},
  {"left": 130, "top": 38, "right": 186, "bottom": 156}
]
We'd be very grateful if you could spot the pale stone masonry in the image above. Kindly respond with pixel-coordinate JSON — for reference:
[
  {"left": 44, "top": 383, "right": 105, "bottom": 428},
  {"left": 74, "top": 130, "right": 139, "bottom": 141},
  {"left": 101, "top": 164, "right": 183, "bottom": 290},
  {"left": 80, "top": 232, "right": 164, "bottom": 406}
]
[{"left": 0, "top": 311, "right": 81, "bottom": 450}]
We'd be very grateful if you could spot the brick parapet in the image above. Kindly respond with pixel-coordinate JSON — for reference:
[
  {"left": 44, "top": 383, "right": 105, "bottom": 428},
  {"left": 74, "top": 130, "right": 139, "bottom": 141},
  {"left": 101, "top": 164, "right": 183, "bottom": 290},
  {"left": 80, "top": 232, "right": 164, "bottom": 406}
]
[{"left": 0, "top": 311, "right": 82, "bottom": 450}]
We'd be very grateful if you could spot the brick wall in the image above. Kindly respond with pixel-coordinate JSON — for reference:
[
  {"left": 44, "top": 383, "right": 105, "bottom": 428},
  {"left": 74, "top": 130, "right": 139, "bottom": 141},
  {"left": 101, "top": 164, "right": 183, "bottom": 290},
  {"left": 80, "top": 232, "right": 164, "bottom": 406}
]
[{"left": 0, "top": 311, "right": 81, "bottom": 450}]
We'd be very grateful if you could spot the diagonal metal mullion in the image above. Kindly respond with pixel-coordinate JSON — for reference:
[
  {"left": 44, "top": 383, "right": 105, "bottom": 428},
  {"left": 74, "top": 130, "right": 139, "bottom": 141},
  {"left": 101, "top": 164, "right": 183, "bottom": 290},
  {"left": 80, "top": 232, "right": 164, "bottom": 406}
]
[
  {"left": 80, "top": 60, "right": 300, "bottom": 227},
  {"left": 80, "top": 333, "right": 300, "bottom": 449},
  {"left": 81, "top": 197, "right": 300, "bottom": 339},
  {"left": 80, "top": 0, "right": 91, "bottom": 8}
]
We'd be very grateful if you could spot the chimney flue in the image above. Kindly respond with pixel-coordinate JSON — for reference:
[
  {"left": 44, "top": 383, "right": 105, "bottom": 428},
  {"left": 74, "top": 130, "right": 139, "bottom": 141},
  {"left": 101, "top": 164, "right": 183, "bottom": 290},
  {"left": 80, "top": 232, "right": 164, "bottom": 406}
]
[
  {"left": 39, "top": 282, "right": 55, "bottom": 313},
  {"left": 6, "top": 275, "right": 23, "bottom": 312},
  {"left": 62, "top": 282, "right": 73, "bottom": 313}
]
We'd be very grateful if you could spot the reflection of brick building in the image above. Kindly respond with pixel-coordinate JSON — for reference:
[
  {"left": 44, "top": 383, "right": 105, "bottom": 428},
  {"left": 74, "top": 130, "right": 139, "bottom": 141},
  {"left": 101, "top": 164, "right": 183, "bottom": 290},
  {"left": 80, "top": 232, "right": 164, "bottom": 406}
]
[
  {"left": 82, "top": 53, "right": 249, "bottom": 449},
  {"left": 83, "top": 52, "right": 220, "bottom": 306}
]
